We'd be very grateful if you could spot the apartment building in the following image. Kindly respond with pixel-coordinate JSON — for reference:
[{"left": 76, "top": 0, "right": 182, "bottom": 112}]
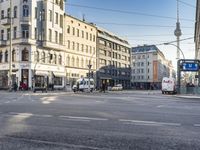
[
  {"left": 96, "top": 27, "right": 131, "bottom": 89},
  {"left": 195, "top": 0, "right": 200, "bottom": 59},
  {"left": 0, "top": 0, "right": 66, "bottom": 89},
  {"left": 64, "top": 15, "right": 97, "bottom": 85},
  {"left": 131, "top": 45, "right": 175, "bottom": 90}
]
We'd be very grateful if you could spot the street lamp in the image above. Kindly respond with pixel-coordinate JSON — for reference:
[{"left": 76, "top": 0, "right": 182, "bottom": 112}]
[
  {"left": 8, "top": 0, "right": 13, "bottom": 91},
  {"left": 164, "top": 43, "right": 185, "bottom": 60}
]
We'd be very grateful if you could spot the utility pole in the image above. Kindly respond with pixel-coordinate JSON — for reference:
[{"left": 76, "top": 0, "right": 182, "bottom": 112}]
[
  {"left": 174, "top": 0, "right": 182, "bottom": 60},
  {"left": 8, "top": 0, "right": 13, "bottom": 91}
]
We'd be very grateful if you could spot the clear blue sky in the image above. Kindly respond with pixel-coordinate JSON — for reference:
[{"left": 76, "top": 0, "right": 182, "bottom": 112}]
[{"left": 65, "top": 0, "right": 196, "bottom": 67}]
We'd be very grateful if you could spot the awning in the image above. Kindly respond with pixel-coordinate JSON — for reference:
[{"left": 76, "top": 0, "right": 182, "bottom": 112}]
[
  {"left": 35, "top": 71, "right": 49, "bottom": 76},
  {"left": 53, "top": 72, "right": 66, "bottom": 77}
]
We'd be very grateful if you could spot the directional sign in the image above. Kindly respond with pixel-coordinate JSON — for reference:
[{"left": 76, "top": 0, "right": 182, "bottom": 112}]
[{"left": 182, "top": 63, "right": 199, "bottom": 71}]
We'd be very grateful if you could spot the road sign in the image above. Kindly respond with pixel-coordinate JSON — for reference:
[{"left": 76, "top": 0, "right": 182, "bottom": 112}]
[{"left": 182, "top": 63, "right": 199, "bottom": 71}]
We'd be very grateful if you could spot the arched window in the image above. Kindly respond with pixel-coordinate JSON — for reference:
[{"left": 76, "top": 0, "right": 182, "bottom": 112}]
[
  {"left": 22, "top": 48, "right": 29, "bottom": 61},
  {"left": 58, "top": 55, "right": 62, "bottom": 65},
  {"left": 76, "top": 57, "right": 79, "bottom": 67},
  {"left": 14, "top": 6, "right": 17, "bottom": 18},
  {"left": 72, "top": 57, "right": 75, "bottom": 67},
  {"left": 48, "top": 53, "right": 51, "bottom": 63},
  {"left": 5, "top": 50, "right": 8, "bottom": 62},
  {"left": 35, "top": 51, "right": 39, "bottom": 62},
  {"left": 23, "top": 5, "right": 29, "bottom": 17},
  {"left": 41, "top": 51, "right": 45, "bottom": 63},
  {"left": 81, "top": 58, "right": 84, "bottom": 68},
  {"left": 7, "top": 8, "right": 10, "bottom": 18},
  {"left": 67, "top": 55, "right": 70, "bottom": 66},
  {"left": 0, "top": 52, "right": 2, "bottom": 63},
  {"left": 85, "top": 59, "right": 88, "bottom": 68},
  {"left": 54, "top": 54, "right": 57, "bottom": 64},
  {"left": 12, "top": 49, "right": 16, "bottom": 62}
]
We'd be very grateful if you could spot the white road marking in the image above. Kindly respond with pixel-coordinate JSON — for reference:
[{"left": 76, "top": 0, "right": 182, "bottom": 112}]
[
  {"left": 157, "top": 105, "right": 164, "bottom": 108},
  {"left": 194, "top": 124, "right": 200, "bottom": 127},
  {"left": 60, "top": 118, "right": 91, "bottom": 122},
  {"left": 119, "top": 119, "right": 181, "bottom": 127},
  {"left": 59, "top": 115, "right": 108, "bottom": 121},
  {"left": 4, "top": 101, "right": 10, "bottom": 103}
]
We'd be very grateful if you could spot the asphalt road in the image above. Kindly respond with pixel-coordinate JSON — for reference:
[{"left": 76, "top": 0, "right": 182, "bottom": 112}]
[{"left": 0, "top": 90, "right": 200, "bottom": 150}]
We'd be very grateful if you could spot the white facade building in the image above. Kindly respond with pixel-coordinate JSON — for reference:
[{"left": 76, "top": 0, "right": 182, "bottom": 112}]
[
  {"left": 0, "top": 0, "right": 66, "bottom": 89},
  {"left": 131, "top": 45, "right": 175, "bottom": 90}
]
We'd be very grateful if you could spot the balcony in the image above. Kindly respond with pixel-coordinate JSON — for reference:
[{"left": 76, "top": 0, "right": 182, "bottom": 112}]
[
  {"left": 20, "top": 17, "right": 31, "bottom": 25},
  {"left": 0, "top": 40, "right": 7, "bottom": 46},
  {"left": 1, "top": 18, "right": 11, "bottom": 26}
]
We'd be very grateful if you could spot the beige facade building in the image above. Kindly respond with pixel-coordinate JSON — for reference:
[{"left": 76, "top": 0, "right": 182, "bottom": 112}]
[
  {"left": 64, "top": 15, "right": 97, "bottom": 85},
  {"left": 131, "top": 45, "right": 175, "bottom": 89}
]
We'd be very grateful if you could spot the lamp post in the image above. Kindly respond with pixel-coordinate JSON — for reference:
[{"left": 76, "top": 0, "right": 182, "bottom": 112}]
[
  {"left": 8, "top": 0, "right": 13, "bottom": 91},
  {"left": 164, "top": 43, "right": 185, "bottom": 60}
]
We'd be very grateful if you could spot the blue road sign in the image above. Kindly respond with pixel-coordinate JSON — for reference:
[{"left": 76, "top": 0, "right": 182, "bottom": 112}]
[{"left": 182, "top": 63, "right": 199, "bottom": 71}]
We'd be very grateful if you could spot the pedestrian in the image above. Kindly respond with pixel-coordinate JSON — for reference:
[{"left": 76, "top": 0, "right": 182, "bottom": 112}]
[
  {"left": 102, "top": 83, "right": 106, "bottom": 93},
  {"left": 13, "top": 82, "right": 18, "bottom": 92}
]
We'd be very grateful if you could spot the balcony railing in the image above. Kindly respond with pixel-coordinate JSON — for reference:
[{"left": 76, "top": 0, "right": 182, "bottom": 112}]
[{"left": 0, "top": 18, "right": 10, "bottom": 26}]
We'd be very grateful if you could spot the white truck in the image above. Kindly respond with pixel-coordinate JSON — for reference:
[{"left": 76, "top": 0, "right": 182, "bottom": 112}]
[
  {"left": 72, "top": 78, "right": 95, "bottom": 92},
  {"left": 161, "top": 77, "right": 176, "bottom": 94}
]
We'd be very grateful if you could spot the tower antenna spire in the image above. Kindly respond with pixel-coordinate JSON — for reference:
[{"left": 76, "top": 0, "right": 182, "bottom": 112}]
[{"left": 174, "top": 0, "right": 182, "bottom": 60}]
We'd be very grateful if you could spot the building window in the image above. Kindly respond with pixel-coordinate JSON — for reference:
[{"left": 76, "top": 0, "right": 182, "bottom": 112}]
[
  {"left": 55, "top": 31, "right": 58, "bottom": 43},
  {"left": 49, "top": 10, "right": 52, "bottom": 22},
  {"left": 7, "top": 28, "right": 10, "bottom": 40},
  {"left": 14, "top": 6, "right": 17, "bottom": 18},
  {"left": 5, "top": 50, "right": 8, "bottom": 62},
  {"left": 81, "top": 58, "right": 84, "bottom": 68},
  {"left": 21, "top": 25, "right": 29, "bottom": 38},
  {"left": 35, "top": 28, "right": 37, "bottom": 39},
  {"left": 48, "top": 53, "right": 51, "bottom": 63},
  {"left": 22, "top": 48, "right": 29, "bottom": 61},
  {"left": 7, "top": 8, "right": 10, "bottom": 18},
  {"left": 35, "top": 51, "right": 39, "bottom": 62},
  {"left": 67, "top": 40, "right": 70, "bottom": 49},
  {"left": 1, "top": 30, "right": 4, "bottom": 41},
  {"left": 13, "top": 27, "right": 17, "bottom": 39},
  {"left": 23, "top": 5, "right": 29, "bottom": 17},
  {"left": 0, "top": 52, "right": 2, "bottom": 63},
  {"left": 55, "top": 12, "right": 58, "bottom": 24},
  {"left": 1, "top": 10, "right": 4, "bottom": 19},
  {"left": 72, "top": 42, "right": 75, "bottom": 50},
  {"left": 49, "top": 29, "right": 52, "bottom": 42},
  {"left": 72, "top": 57, "right": 75, "bottom": 67},
  {"left": 67, "top": 26, "right": 70, "bottom": 34},
  {"left": 54, "top": 77, "right": 62, "bottom": 85},
  {"left": 76, "top": 57, "right": 79, "bottom": 67},
  {"left": 58, "top": 55, "right": 62, "bottom": 65},
  {"left": 54, "top": 54, "right": 57, "bottom": 64},
  {"left": 12, "top": 49, "right": 16, "bottom": 62},
  {"left": 41, "top": 51, "right": 45, "bottom": 63}
]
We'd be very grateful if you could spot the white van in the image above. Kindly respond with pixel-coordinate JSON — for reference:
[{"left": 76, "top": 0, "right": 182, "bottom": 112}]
[
  {"left": 161, "top": 77, "right": 176, "bottom": 94},
  {"left": 72, "top": 78, "right": 95, "bottom": 92}
]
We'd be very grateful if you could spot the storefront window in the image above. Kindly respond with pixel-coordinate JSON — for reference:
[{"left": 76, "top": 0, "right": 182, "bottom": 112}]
[{"left": 54, "top": 77, "right": 62, "bottom": 85}]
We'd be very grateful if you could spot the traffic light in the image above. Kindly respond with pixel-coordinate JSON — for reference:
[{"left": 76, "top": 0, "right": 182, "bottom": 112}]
[{"left": 90, "top": 71, "right": 94, "bottom": 78}]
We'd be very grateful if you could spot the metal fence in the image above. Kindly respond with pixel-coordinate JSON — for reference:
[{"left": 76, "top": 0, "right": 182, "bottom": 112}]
[{"left": 179, "top": 86, "right": 200, "bottom": 95}]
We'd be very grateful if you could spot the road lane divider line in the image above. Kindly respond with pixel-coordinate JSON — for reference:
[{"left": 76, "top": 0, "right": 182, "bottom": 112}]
[
  {"left": 119, "top": 119, "right": 181, "bottom": 127},
  {"left": 60, "top": 118, "right": 91, "bottom": 122},
  {"left": 59, "top": 115, "right": 108, "bottom": 121},
  {"left": 194, "top": 124, "right": 200, "bottom": 127}
]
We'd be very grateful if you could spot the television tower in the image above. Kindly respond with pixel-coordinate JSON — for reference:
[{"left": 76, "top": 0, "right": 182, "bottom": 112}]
[{"left": 174, "top": 0, "right": 182, "bottom": 60}]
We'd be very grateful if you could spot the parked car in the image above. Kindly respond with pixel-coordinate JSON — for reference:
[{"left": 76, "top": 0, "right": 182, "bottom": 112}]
[{"left": 111, "top": 84, "right": 123, "bottom": 91}]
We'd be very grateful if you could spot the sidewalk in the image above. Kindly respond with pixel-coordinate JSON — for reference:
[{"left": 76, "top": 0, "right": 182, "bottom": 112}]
[{"left": 174, "top": 94, "right": 200, "bottom": 99}]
